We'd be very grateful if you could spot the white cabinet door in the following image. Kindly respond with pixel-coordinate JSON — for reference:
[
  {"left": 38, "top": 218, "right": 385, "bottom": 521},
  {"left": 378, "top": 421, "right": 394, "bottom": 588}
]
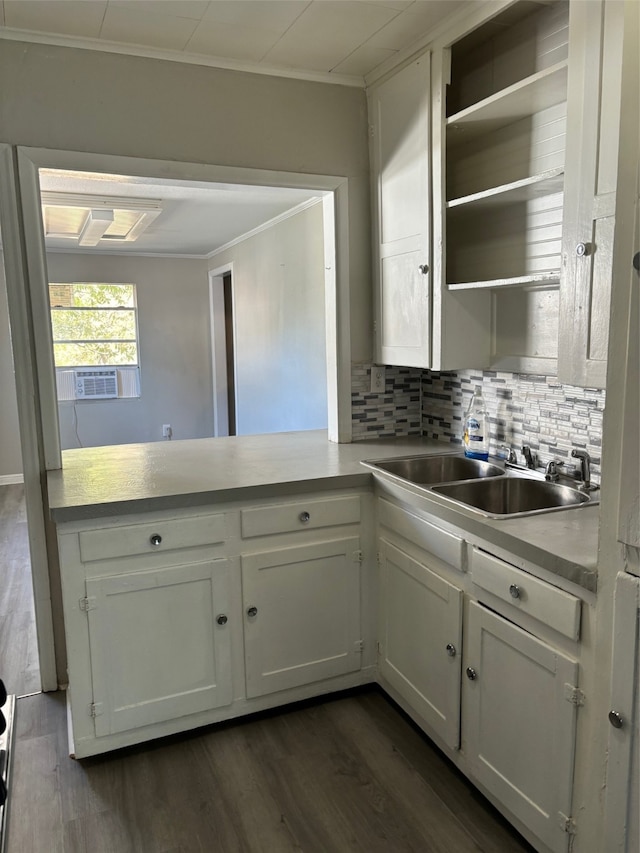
[
  {"left": 85, "top": 559, "right": 233, "bottom": 736},
  {"left": 378, "top": 539, "right": 463, "bottom": 750},
  {"left": 369, "top": 54, "right": 431, "bottom": 368},
  {"left": 604, "top": 573, "right": 640, "bottom": 852},
  {"left": 464, "top": 601, "right": 579, "bottom": 853},
  {"left": 558, "top": 0, "right": 625, "bottom": 388},
  {"left": 242, "top": 537, "right": 361, "bottom": 698}
]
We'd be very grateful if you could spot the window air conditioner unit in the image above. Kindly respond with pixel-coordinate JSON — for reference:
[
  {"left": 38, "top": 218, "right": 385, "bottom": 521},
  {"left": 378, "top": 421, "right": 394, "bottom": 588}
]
[{"left": 74, "top": 368, "right": 118, "bottom": 400}]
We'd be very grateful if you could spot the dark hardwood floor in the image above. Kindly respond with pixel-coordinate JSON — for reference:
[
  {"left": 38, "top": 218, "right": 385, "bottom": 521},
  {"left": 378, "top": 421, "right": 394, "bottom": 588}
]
[
  {"left": 0, "top": 484, "right": 40, "bottom": 696},
  {"left": 1, "top": 484, "right": 534, "bottom": 852},
  {"left": 7, "top": 687, "right": 535, "bottom": 853}
]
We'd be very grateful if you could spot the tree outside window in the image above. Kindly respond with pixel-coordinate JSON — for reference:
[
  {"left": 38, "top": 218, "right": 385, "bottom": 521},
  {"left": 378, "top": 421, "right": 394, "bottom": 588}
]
[{"left": 49, "top": 283, "right": 139, "bottom": 368}]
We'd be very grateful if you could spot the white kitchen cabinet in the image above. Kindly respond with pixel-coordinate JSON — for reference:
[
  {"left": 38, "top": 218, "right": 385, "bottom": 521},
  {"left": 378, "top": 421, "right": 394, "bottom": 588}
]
[
  {"left": 376, "top": 493, "right": 584, "bottom": 852},
  {"left": 85, "top": 559, "right": 233, "bottom": 736},
  {"left": 463, "top": 601, "right": 579, "bottom": 853},
  {"left": 558, "top": 0, "right": 625, "bottom": 388},
  {"left": 378, "top": 539, "right": 463, "bottom": 750},
  {"left": 57, "top": 489, "right": 368, "bottom": 757},
  {"left": 603, "top": 573, "right": 640, "bottom": 853},
  {"left": 242, "top": 537, "right": 362, "bottom": 698},
  {"left": 369, "top": 0, "right": 625, "bottom": 378},
  {"left": 368, "top": 55, "right": 432, "bottom": 368}
]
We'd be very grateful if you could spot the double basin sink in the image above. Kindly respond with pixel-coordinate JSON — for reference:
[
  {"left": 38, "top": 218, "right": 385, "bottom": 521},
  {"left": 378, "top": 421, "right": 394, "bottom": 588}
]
[{"left": 362, "top": 453, "right": 597, "bottom": 519}]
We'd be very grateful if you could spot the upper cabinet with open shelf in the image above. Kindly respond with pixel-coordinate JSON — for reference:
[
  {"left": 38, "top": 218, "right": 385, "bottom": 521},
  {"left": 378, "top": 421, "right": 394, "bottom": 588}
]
[{"left": 369, "top": 0, "right": 624, "bottom": 383}]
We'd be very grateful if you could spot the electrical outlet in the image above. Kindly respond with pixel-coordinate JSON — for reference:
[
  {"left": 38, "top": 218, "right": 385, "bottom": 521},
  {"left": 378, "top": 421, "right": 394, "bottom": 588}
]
[
  {"left": 162, "top": 424, "right": 172, "bottom": 439},
  {"left": 370, "top": 365, "right": 385, "bottom": 393}
]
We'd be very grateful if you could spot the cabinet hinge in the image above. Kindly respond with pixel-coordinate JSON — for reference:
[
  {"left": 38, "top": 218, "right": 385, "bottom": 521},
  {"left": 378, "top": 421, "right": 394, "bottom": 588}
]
[
  {"left": 79, "top": 596, "right": 96, "bottom": 612},
  {"left": 564, "top": 683, "right": 585, "bottom": 706},
  {"left": 355, "top": 639, "right": 364, "bottom": 653},
  {"left": 373, "top": 319, "right": 378, "bottom": 334},
  {"left": 89, "top": 702, "right": 103, "bottom": 718},
  {"left": 369, "top": 124, "right": 375, "bottom": 139},
  {"left": 353, "top": 550, "right": 363, "bottom": 564},
  {"left": 558, "top": 812, "right": 576, "bottom": 835}
]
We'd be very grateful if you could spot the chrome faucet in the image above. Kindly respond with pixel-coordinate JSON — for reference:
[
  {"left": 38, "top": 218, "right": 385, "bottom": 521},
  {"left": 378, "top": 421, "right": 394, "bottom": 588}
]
[
  {"left": 521, "top": 444, "right": 537, "bottom": 470},
  {"left": 571, "top": 448, "right": 596, "bottom": 491}
]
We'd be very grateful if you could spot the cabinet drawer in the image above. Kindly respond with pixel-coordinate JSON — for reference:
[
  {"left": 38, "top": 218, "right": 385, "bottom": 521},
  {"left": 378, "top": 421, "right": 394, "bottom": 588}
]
[
  {"left": 78, "top": 512, "right": 227, "bottom": 563},
  {"left": 471, "top": 548, "right": 581, "bottom": 640},
  {"left": 379, "top": 499, "right": 464, "bottom": 571},
  {"left": 241, "top": 495, "right": 360, "bottom": 539}
]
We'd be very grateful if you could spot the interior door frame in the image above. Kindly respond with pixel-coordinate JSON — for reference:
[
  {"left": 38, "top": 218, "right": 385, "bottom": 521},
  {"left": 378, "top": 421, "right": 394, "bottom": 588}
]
[
  {"left": 1, "top": 146, "right": 352, "bottom": 687},
  {"left": 0, "top": 145, "right": 58, "bottom": 690},
  {"left": 209, "top": 263, "right": 234, "bottom": 437}
]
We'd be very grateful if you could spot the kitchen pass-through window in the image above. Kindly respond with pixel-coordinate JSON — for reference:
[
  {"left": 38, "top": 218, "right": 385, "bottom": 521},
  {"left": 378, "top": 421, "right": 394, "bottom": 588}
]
[{"left": 49, "top": 282, "right": 140, "bottom": 401}]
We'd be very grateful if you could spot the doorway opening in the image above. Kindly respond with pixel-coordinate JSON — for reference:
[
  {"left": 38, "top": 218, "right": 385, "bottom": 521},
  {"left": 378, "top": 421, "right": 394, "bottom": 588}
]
[{"left": 223, "top": 272, "right": 236, "bottom": 437}]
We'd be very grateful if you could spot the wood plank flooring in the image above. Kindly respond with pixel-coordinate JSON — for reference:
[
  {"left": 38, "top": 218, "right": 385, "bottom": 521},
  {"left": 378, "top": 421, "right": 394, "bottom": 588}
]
[
  {"left": 0, "top": 484, "right": 40, "bottom": 696},
  {"left": 7, "top": 688, "right": 535, "bottom": 853}
]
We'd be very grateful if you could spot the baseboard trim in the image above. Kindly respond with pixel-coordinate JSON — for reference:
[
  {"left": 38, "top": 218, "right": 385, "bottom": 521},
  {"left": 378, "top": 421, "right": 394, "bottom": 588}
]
[{"left": 0, "top": 474, "right": 24, "bottom": 485}]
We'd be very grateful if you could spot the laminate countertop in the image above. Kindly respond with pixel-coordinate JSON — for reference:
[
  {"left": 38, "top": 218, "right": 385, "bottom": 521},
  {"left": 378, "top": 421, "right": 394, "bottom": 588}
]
[{"left": 46, "top": 430, "right": 598, "bottom": 591}]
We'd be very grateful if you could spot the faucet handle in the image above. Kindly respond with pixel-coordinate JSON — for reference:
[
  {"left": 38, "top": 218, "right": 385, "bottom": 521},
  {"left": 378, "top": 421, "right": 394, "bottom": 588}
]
[{"left": 544, "top": 459, "right": 564, "bottom": 482}]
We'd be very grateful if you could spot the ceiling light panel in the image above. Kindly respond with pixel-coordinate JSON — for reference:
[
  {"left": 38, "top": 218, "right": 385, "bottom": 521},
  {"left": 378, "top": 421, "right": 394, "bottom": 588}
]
[{"left": 78, "top": 209, "right": 114, "bottom": 246}]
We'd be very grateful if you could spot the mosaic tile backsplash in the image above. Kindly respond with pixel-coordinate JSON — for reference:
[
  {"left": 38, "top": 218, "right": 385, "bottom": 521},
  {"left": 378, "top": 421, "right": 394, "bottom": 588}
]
[{"left": 352, "top": 364, "right": 605, "bottom": 482}]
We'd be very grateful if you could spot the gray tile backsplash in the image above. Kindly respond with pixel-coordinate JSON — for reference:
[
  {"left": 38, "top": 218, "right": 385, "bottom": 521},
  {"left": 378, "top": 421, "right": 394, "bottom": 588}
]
[
  {"left": 352, "top": 364, "right": 605, "bottom": 481},
  {"left": 351, "top": 364, "right": 421, "bottom": 439}
]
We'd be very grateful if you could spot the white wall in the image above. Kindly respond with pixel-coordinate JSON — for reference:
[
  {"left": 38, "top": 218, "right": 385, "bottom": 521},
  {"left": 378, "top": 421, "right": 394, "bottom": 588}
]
[
  {"left": 0, "top": 40, "right": 371, "bottom": 363},
  {"left": 0, "top": 250, "right": 23, "bottom": 480},
  {"left": 47, "top": 254, "right": 213, "bottom": 448},
  {"left": 210, "top": 202, "right": 327, "bottom": 436}
]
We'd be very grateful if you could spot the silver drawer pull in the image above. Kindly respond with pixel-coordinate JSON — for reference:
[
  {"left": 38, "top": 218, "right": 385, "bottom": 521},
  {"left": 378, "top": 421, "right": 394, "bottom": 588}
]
[
  {"left": 509, "top": 583, "right": 521, "bottom": 599},
  {"left": 466, "top": 667, "right": 477, "bottom": 681},
  {"left": 299, "top": 511, "right": 311, "bottom": 524},
  {"left": 150, "top": 533, "right": 162, "bottom": 547},
  {"left": 446, "top": 643, "right": 457, "bottom": 657},
  {"left": 216, "top": 614, "right": 228, "bottom": 626}
]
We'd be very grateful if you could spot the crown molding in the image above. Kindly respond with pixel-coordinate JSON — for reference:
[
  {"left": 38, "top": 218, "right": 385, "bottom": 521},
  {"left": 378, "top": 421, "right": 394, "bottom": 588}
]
[
  {"left": 0, "top": 28, "right": 365, "bottom": 88},
  {"left": 207, "top": 196, "right": 323, "bottom": 260}
]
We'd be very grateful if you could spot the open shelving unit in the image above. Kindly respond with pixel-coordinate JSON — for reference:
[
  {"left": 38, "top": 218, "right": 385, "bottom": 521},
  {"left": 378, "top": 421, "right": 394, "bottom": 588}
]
[
  {"left": 446, "top": 61, "right": 569, "bottom": 147},
  {"left": 442, "top": 0, "right": 569, "bottom": 371}
]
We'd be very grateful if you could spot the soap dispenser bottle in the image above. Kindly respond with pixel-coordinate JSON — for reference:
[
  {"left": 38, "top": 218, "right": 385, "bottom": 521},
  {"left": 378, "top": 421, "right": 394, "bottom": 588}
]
[{"left": 463, "top": 386, "right": 489, "bottom": 461}]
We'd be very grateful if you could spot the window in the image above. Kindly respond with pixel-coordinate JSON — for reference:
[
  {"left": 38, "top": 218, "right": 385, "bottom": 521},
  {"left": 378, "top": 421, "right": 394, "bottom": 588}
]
[{"left": 49, "top": 283, "right": 140, "bottom": 400}]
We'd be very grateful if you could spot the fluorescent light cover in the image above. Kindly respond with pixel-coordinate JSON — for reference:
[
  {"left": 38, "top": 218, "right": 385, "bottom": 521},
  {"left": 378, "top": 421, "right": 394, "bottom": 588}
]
[{"left": 78, "top": 209, "right": 114, "bottom": 246}]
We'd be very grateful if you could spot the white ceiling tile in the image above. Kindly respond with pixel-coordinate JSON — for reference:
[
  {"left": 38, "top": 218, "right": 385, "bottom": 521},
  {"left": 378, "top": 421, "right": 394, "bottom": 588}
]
[
  {"left": 202, "top": 1, "right": 310, "bottom": 33},
  {"left": 100, "top": 4, "right": 198, "bottom": 50},
  {"left": 185, "top": 19, "right": 282, "bottom": 62},
  {"left": 263, "top": 0, "right": 400, "bottom": 72},
  {"left": 4, "top": 0, "right": 108, "bottom": 39},
  {"left": 108, "top": 1, "right": 210, "bottom": 21},
  {"left": 368, "top": 0, "right": 469, "bottom": 49},
  {"left": 331, "top": 43, "right": 397, "bottom": 76}
]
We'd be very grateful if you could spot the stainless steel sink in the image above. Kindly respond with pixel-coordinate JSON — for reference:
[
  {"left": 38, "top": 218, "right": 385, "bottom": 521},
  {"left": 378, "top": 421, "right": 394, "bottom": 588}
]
[
  {"left": 432, "top": 477, "right": 591, "bottom": 518},
  {"left": 363, "top": 454, "right": 504, "bottom": 484}
]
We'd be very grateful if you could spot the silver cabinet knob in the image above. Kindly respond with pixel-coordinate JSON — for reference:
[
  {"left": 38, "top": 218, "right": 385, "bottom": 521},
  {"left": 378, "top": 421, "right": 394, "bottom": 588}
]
[
  {"left": 466, "top": 667, "right": 477, "bottom": 680},
  {"left": 299, "top": 511, "right": 310, "bottom": 524},
  {"left": 446, "top": 643, "right": 457, "bottom": 657},
  {"left": 608, "top": 710, "right": 624, "bottom": 729},
  {"left": 216, "top": 614, "right": 228, "bottom": 626},
  {"left": 576, "top": 242, "right": 592, "bottom": 256},
  {"left": 418, "top": 264, "right": 429, "bottom": 274},
  {"left": 246, "top": 606, "right": 258, "bottom": 618},
  {"left": 509, "top": 583, "right": 521, "bottom": 599},
  {"left": 149, "top": 533, "right": 162, "bottom": 546}
]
